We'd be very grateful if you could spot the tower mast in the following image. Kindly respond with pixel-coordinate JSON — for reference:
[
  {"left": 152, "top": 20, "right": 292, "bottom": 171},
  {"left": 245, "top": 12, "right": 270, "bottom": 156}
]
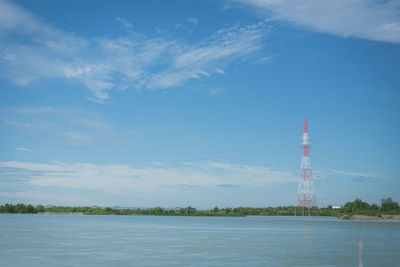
[{"left": 295, "top": 118, "right": 318, "bottom": 216}]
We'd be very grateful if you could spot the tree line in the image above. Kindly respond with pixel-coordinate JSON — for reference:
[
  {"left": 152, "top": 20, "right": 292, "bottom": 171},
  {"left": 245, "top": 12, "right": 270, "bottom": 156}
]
[{"left": 1, "top": 198, "right": 399, "bottom": 217}]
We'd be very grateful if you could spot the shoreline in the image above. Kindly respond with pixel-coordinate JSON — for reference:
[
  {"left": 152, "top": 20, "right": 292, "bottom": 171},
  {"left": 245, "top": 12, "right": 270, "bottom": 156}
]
[
  {"left": 1, "top": 213, "right": 400, "bottom": 221},
  {"left": 341, "top": 215, "right": 400, "bottom": 222}
]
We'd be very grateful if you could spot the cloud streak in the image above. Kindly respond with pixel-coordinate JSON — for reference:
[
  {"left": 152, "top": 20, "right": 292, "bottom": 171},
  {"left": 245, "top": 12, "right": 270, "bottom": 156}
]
[
  {"left": 231, "top": 0, "right": 400, "bottom": 43},
  {"left": 187, "top": 17, "right": 199, "bottom": 25},
  {"left": 329, "top": 168, "right": 384, "bottom": 178},
  {"left": 0, "top": 191, "right": 92, "bottom": 206},
  {"left": 0, "top": 0, "right": 268, "bottom": 101},
  {"left": 0, "top": 106, "right": 133, "bottom": 146},
  {"left": 16, "top": 147, "right": 33, "bottom": 152},
  {"left": 0, "top": 160, "right": 296, "bottom": 196}
]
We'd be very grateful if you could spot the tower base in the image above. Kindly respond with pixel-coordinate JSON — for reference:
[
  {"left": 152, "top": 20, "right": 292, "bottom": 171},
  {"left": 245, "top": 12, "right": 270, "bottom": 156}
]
[{"left": 294, "top": 206, "right": 319, "bottom": 216}]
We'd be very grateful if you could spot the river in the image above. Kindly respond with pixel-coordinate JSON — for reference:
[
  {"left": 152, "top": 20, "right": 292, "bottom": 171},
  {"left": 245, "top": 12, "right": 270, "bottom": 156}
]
[{"left": 0, "top": 214, "right": 399, "bottom": 266}]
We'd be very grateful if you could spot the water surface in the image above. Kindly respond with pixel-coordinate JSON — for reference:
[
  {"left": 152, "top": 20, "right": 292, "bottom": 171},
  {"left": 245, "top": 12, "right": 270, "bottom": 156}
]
[{"left": 0, "top": 215, "right": 399, "bottom": 266}]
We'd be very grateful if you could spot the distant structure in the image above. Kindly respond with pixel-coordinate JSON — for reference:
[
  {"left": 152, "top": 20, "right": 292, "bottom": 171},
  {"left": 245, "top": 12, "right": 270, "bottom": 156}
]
[{"left": 295, "top": 118, "right": 318, "bottom": 216}]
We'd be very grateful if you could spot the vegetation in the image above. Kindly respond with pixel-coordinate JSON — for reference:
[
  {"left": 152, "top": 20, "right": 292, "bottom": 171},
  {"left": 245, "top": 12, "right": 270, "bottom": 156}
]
[
  {"left": 318, "top": 198, "right": 400, "bottom": 217},
  {"left": 1, "top": 198, "right": 399, "bottom": 217}
]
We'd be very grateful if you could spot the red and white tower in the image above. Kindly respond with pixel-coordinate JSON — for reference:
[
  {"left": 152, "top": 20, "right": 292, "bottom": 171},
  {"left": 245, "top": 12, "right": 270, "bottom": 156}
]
[{"left": 295, "top": 118, "right": 318, "bottom": 216}]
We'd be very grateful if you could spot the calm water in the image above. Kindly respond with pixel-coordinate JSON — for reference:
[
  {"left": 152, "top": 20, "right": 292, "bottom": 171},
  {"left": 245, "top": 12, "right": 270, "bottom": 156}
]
[{"left": 0, "top": 215, "right": 399, "bottom": 266}]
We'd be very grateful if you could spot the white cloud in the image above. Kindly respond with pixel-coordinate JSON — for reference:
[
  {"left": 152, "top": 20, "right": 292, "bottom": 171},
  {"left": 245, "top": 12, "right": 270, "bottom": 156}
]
[
  {"left": 144, "top": 23, "right": 267, "bottom": 89},
  {"left": 0, "top": 0, "right": 268, "bottom": 101},
  {"left": 16, "top": 147, "right": 32, "bottom": 152},
  {"left": 175, "top": 24, "right": 264, "bottom": 68},
  {"left": 83, "top": 80, "right": 114, "bottom": 100},
  {"left": 0, "top": 0, "right": 86, "bottom": 51},
  {"left": 0, "top": 160, "right": 296, "bottom": 195},
  {"left": 0, "top": 106, "right": 129, "bottom": 146},
  {"left": 187, "top": 17, "right": 199, "bottom": 25},
  {"left": 0, "top": 161, "right": 63, "bottom": 171},
  {"left": 62, "top": 132, "right": 92, "bottom": 143},
  {"left": 116, "top": 16, "right": 133, "bottom": 29},
  {"left": 232, "top": 0, "right": 400, "bottom": 43},
  {"left": 0, "top": 191, "right": 92, "bottom": 205},
  {"left": 329, "top": 168, "right": 384, "bottom": 178},
  {"left": 1, "top": 106, "right": 111, "bottom": 129},
  {"left": 0, "top": 0, "right": 87, "bottom": 87}
]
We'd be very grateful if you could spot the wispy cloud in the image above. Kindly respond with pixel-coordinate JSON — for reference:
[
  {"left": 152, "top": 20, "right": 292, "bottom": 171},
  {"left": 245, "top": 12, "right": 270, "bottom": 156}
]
[
  {"left": 0, "top": 0, "right": 86, "bottom": 51},
  {"left": 0, "top": 160, "right": 296, "bottom": 196},
  {"left": 0, "top": 191, "right": 92, "bottom": 206},
  {"left": 0, "top": 106, "right": 131, "bottom": 146},
  {"left": 0, "top": 0, "right": 87, "bottom": 85},
  {"left": 0, "top": 0, "right": 268, "bottom": 101},
  {"left": 231, "top": 0, "right": 400, "bottom": 43},
  {"left": 329, "top": 168, "right": 384, "bottom": 178},
  {"left": 116, "top": 16, "right": 133, "bottom": 29},
  {"left": 216, "top": 184, "right": 241, "bottom": 188},
  {"left": 16, "top": 147, "right": 32, "bottom": 152},
  {"left": 187, "top": 17, "right": 199, "bottom": 25}
]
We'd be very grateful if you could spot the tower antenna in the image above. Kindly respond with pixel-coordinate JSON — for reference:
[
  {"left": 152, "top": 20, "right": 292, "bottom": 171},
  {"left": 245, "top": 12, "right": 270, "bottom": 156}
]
[{"left": 295, "top": 117, "right": 318, "bottom": 216}]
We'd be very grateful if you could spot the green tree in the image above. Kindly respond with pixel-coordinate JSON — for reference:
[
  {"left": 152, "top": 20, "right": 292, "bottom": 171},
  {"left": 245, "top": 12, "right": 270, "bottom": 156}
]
[
  {"left": 15, "top": 203, "right": 27, "bottom": 213},
  {"left": 185, "top": 206, "right": 197, "bottom": 215},
  {"left": 36, "top": 205, "right": 45, "bottom": 213},
  {"left": 370, "top": 204, "right": 379, "bottom": 210},
  {"left": 1, "top": 204, "right": 15, "bottom": 213},
  {"left": 104, "top": 207, "right": 113, "bottom": 213},
  {"left": 344, "top": 199, "right": 369, "bottom": 213},
  {"left": 26, "top": 204, "right": 35, "bottom": 213},
  {"left": 381, "top": 197, "right": 399, "bottom": 211}
]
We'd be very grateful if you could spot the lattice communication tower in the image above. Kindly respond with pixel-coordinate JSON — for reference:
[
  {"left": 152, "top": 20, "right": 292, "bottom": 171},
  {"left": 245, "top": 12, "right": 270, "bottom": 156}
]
[{"left": 295, "top": 118, "right": 318, "bottom": 216}]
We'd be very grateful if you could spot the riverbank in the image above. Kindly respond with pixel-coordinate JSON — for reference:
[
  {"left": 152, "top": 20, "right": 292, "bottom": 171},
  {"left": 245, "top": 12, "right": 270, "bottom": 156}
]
[
  {"left": 2, "top": 199, "right": 400, "bottom": 218},
  {"left": 341, "top": 215, "right": 400, "bottom": 222},
  {"left": 29, "top": 213, "right": 400, "bottom": 221}
]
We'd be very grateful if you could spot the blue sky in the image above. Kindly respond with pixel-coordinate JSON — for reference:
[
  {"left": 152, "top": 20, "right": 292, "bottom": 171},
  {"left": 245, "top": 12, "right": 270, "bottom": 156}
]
[{"left": 0, "top": 0, "right": 399, "bottom": 208}]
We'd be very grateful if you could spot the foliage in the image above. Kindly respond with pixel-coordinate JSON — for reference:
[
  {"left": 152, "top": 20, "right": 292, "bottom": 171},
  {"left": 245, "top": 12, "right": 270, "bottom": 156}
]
[
  {"left": 381, "top": 197, "right": 399, "bottom": 211},
  {"left": 0, "top": 203, "right": 37, "bottom": 214},
  {"left": 318, "top": 197, "right": 400, "bottom": 217},
  {"left": 1, "top": 197, "right": 399, "bottom": 217}
]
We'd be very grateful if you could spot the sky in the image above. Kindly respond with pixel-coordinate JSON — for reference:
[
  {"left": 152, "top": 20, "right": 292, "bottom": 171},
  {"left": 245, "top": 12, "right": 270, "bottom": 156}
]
[{"left": 0, "top": 0, "right": 399, "bottom": 208}]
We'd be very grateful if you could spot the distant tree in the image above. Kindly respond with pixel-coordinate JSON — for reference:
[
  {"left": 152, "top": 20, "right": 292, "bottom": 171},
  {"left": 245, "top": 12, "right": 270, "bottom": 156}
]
[
  {"left": 104, "top": 207, "right": 113, "bottom": 213},
  {"left": 153, "top": 207, "right": 164, "bottom": 215},
  {"left": 15, "top": 203, "right": 27, "bottom": 213},
  {"left": 344, "top": 199, "right": 370, "bottom": 213},
  {"left": 381, "top": 197, "right": 399, "bottom": 211},
  {"left": 168, "top": 209, "right": 176, "bottom": 215},
  {"left": 5, "top": 204, "right": 15, "bottom": 213},
  {"left": 185, "top": 206, "right": 197, "bottom": 215},
  {"left": 370, "top": 204, "right": 379, "bottom": 210},
  {"left": 26, "top": 204, "right": 35, "bottom": 213},
  {"left": 36, "top": 205, "right": 45, "bottom": 213}
]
